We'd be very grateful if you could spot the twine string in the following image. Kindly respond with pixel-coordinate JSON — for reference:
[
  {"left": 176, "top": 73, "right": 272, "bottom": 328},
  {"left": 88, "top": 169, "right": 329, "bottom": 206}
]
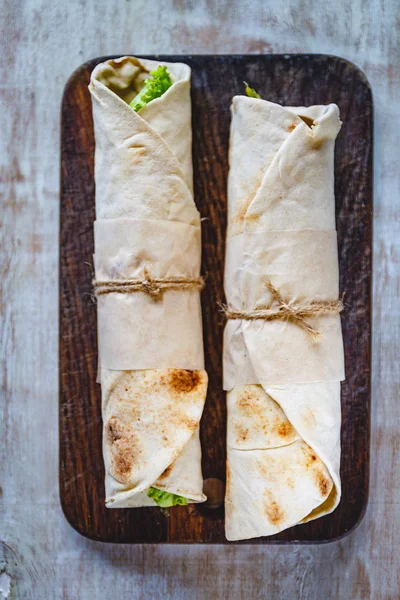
[
  {"left": 93, "top": 267, "right": 205, "bottom": 299},
  {"left": 223, "top": 279, "right": 343, "bottom": 339}
]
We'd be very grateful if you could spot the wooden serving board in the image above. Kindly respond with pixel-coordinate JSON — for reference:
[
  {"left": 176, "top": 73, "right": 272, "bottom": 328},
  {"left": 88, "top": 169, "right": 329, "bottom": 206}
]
[{"left": 59, "top": 55, "right": 372, "bottom": 544}]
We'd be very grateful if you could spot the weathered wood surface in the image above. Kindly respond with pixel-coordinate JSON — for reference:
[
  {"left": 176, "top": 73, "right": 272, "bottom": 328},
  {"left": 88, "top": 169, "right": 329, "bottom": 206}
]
[
  {"left": 60, "top": 55, "right": 371, "bottom": 544},
  {"left": 1, "top": 0, "right": 399, "bottom": 597}
]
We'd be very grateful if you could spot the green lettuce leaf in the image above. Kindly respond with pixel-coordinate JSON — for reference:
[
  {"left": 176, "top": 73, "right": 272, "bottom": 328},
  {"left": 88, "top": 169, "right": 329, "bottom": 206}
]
[
  {"left": 244, "top": 81, "right": 261, "bottom": 99},
  {"left": 147, "top": 487, "right": 188, "bottom": 507},
  {"left": 129, "top": 65, "right": 173, "bottom": 112}
]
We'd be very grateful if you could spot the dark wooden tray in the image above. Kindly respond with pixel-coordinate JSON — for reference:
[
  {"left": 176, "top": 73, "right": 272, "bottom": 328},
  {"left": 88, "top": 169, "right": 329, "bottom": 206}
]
[{"left": 59, "top": 55, "right": 372, "bottom": 544}]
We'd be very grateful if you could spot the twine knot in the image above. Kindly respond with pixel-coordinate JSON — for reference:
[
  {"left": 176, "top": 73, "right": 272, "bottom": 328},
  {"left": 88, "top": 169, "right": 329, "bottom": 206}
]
[{"left": 140, "top": 268, "right": 162, "bottom": 297}]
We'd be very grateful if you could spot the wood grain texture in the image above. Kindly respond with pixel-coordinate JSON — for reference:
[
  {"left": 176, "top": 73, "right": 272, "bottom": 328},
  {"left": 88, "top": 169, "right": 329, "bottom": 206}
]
[
  {"left": 60, "top": 55, "right": 372, "bottom": 544},
  {"left": 1, "top": 0, "right": 399, "bottom": 597}
]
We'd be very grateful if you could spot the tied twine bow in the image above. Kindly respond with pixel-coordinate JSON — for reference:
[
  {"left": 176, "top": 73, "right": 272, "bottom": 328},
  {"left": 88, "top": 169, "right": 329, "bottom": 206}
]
[
  {"left": 93, "top": 267, "right": 205, "bottom": 299},
  {"left": 223, "top": 279, "right": 343, "bottom": 339}
]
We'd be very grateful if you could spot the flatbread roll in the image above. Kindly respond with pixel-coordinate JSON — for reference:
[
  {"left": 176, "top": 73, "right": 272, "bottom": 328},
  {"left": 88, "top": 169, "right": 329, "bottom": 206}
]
[
  {"left": 224, "top": 96, "right": 344, "bottom": 540},
  {"left": 90, "top": 57, "right": 208, "bottom": 507}
]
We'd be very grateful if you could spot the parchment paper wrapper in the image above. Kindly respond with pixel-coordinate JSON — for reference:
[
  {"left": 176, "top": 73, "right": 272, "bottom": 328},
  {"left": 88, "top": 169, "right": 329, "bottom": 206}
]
[
  {"left": 90, "top": 56, "right": 207, "bottom": 508},
  {"left": 94, "top": 218, "right": 204, "bottom": 371},
  {"left": 224, "top": 97, "right": 345, "bottom": 540}
]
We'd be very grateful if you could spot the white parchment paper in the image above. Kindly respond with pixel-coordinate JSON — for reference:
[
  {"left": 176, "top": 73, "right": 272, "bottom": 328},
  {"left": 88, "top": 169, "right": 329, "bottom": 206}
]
[
  {"left": 223, "top": 229, "right": 345, "bottom": 389},
  {"left": 94, "top": 218, "right": 204, "bottom": 370}
]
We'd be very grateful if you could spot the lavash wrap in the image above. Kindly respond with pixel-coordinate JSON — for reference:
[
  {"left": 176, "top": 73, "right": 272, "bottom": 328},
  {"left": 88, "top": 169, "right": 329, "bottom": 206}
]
[
  {"left": 224, "top": 97, "right": 345, "bottom": 540},
  {"left": 89, "top": 56, "right": 207, "bottom": 508}
]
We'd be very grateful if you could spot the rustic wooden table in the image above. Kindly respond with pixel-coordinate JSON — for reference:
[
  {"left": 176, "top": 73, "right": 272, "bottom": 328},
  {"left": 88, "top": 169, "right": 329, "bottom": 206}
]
[{"left": 1, "top": 1, "right": 399, "bottom": 598}]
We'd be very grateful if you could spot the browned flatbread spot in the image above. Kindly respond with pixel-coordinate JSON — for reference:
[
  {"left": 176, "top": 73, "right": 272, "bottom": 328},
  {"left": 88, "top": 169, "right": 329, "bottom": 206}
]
[
  {"left": 158, "top": 462, "right": 173, "bottom": 481},
  {"left": 179, "top": 417, "right": 199, "bottom": 432},
  {"left": 114, "top": 450, "right": 133, "bottom": 479},
  {"left": 106, "top": 416, "right": 138, "bottom": 484},
  {"left": 266, "top": 501, "right": 285, "bottom": 525},
  {"left": 234, "top": 422, "right": 249, "bottom": 442},
  {"left": 106, "top": 416, "right": 124, "bottom": 443},
  {"left": 300, "top": 444, "right": 333, "bottom": 498},
  {"left": 236, "top": 388, "right": 297, "bottom": 444},
  {"left": 256, "top": 459, "right": 271, "bottom": 479},
  {"left": 231, "top": 170, "right": 265, "bottom": 230},
  {"left": 168, "top": 369, "right": 202, "bottom": 393},
  {"left": 233, "top": 196, "right": 253, "bottom": 228},
  {"left": 315, "top": 470, "right": 332, "bottom": 498},
  {"left": 224, "top": 463, "right": 233, "bottom": 520},
  {"left": 237, "top": 390, "right": 258, "bottom": 415},
  {"left": 237, "top": 389, "right": 280, "bottom": 420},
  {"left": 286, "top": 476, "right": 295, "bottom": 489},
  {"left": 310, "top": 137, "right": 324, "bottom": 150},
  {"left": 276, "top": 421, "right": 295, "bottom": 438},
  {"left": 243, "top": 210, "right": 261, "bottom": 226},
  {"left": 287, "top": 121, "right": 297, "bottom": 132},
  {"left": 264, "top": 492, "right": 285, "bottom": 526},
  {"left": 301, "top": 443, "right": 319, "bottom": 468},
  {"left": 226, "top": 462, "right": 231, "bottom": 486}
]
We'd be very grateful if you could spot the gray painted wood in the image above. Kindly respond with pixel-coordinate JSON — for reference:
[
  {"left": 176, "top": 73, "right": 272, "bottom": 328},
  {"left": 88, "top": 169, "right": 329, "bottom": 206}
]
[{"left": 1, "top": 0, "right": 399, "bottom": 598}]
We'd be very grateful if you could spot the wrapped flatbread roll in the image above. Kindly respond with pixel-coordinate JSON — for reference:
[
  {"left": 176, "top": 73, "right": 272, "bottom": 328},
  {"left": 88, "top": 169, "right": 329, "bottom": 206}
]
[
  {"left": 89, "top": 56, "right": 208, "bottom": 508},
  {"left": 224, "top": 93, "right": 345, "bottom": 540}
]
